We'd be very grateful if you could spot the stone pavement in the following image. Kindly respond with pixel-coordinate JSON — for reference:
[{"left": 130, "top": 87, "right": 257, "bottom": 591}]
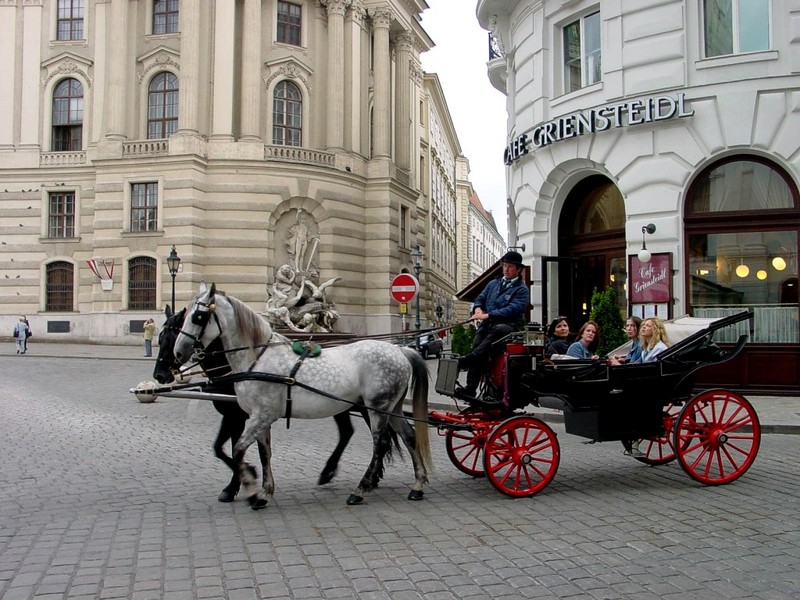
[{"left": 10, "top": 340, "right": 800, "bottom": 435}]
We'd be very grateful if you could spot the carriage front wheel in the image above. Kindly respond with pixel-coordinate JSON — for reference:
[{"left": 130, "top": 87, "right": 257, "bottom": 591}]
[
  {"left": 445, "top": 428, "right": 487, "bottom": 477},
  {"left": 674, "top": 389, "right": 761, "bottom": 485},
  {"left": 483, "top": 416, "right": 560, "bottom": 498},
  {"left": 625, "top": 403, "right": 682, "bottom": 465}
]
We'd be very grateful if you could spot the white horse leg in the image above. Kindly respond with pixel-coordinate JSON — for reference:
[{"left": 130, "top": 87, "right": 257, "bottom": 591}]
[
  {"left": 233, "top": 414, "right": 274, "bottom": 510},
  {"left": 254, "top": 425, "right": 274, "bottom": 510},
  {"left": 390, "top": 414, "right": 428, "bottom": 500}
]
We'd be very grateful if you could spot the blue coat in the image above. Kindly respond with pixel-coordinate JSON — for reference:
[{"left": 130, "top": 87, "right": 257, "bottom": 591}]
[{"left": 473, "top": 277, "right": 528, "bottom": 328}]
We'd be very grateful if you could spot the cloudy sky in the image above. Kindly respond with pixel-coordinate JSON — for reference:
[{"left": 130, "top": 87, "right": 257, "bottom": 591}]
[{"left": 419, "top": 0, "right": 509, "bottom": 240}]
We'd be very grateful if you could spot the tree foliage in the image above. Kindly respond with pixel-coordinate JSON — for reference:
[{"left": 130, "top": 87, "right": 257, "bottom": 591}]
[
  {"left": 451, "top": 323, "right": 475, "bottom": 356},
  {"left": 589, "top": 287, "right": 627, "bottom": 357}
]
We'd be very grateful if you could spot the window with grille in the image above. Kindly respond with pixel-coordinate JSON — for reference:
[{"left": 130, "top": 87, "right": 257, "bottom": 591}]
[
  {"left": 46, "top": 261, "right": 74, "bottom": 312},
  {"left": 57, "top": 0, "right": 84, "bottom": 41},
  {"left": 277, "top": 1, "right": 301, "bottom": 46},
  {"left": 48, "top": 192, "right": 76, "bottom": 238},
  {"left": 272, "top": 81, "right": 302, "bottom": 146},
  {"left": 563, "top": 11, "right": 601, "bottom": 94},
  {"left": 52, "top": 78, "right": 83, "bottom": 151},
  {"left": 129, "top": 257, "right": 157, "bottom": 310},
  {"left": 153, "top": 0, "right": 179, "bottom": 35},
  {"left": 148, "top": 72, "right": 179, "bottom": 139},
  {"left": 704, "top": 0, "right": 770, "bottom": 58},
  {"left": 131, "top": 183, "right": 158, "bottom": 232}
]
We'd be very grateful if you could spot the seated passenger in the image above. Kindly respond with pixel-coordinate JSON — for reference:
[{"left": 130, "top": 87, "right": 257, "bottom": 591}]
[
  {"left": 545, "top": 316, "right": 572, "bottom": 357},
  {"left": 565, "top": 320, "right": 600, "bottom": 360},
  {"left": 640, "top": 317, "right": 671, "bottom": 362},
  {"left": 608, "top": 316, "right": 643, "bottom": 365}
]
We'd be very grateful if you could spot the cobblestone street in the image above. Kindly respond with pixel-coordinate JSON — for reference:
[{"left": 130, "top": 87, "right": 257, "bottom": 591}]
[{"left": 1, "top": 354, "right": 798, "bottom": 599}]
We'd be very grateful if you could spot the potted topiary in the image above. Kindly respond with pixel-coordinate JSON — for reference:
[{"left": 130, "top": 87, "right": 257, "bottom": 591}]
[{"left": 589, "top": 287, "right": 627, "bottom": 358}]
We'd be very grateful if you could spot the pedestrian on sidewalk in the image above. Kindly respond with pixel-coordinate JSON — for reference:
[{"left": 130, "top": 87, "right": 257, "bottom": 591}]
[
  {"left": 143, "top": 318, "right": 157, "bottom": 357},
  {"left": 13, "top": 315, "right": 29, "bottom": 355}
]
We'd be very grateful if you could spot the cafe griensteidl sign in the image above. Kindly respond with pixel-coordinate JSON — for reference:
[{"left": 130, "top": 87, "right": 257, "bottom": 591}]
[{"left": 504, "top": 93, "right": 694, "bottom": 165}]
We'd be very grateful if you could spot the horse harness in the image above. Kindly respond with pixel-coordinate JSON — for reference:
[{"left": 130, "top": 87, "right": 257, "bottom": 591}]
[{"left": 182, "top": 298, "right": 320, "bottom": 428}]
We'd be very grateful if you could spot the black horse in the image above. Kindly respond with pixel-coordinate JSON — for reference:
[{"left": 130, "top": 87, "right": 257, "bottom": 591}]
[{"left": 153, "top": 305, "right": 371, "bottom": 502}]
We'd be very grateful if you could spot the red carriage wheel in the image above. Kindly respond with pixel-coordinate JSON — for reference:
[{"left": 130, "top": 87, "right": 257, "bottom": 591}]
[
  {"left": 674, "top": 389, "right": 761, "bottom": 485},
  {"left": 483, "top": 416, "right": 560, "bottom": 498},
  {"left": 445, "top": 429, "right": 486, "bottom": 477},
  {"left": 626, "top": 403, "right": 681, "bottom": 465}
]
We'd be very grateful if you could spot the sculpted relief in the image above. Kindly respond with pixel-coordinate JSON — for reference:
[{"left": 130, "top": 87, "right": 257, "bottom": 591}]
[{"left": 264, "top": 208, "right": 341, "bottom": 333}]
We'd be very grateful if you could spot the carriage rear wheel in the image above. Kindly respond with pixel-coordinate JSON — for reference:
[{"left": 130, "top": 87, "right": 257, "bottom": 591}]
[
  {"left": 483, "top": 416, "right": 560, "bottom": 497},
  {"left": 674, "top": 389, "right": 761, "bottom": 485},
  {"left": 625, "top": 403, "right": 681, "bottom": 465},
  {"left": 445, "top": 429, "right": 486, "bottom": 477}
]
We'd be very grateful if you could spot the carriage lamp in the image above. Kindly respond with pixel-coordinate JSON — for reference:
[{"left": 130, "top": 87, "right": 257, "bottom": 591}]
[
  {"left": 524, "top": 322, "right": 546, "bottom": 347},
  {"left": 167, "top": 245, "right": 181, "bottom": 313},
  {"left": 638, "top": 223, "right": 656, "bottom": 263}
]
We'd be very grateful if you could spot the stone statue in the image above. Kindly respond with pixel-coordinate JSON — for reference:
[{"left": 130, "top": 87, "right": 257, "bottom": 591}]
[
  {"left": 287, "top": 209, "right": 312, "bottom": 272},
  {"left": 263, "top": 264, "right": 341, "bottom": 333}
]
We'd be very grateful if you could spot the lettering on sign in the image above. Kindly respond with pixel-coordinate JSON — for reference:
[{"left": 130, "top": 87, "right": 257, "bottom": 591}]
[
  {"left": 629, "top": 253, "right": 672, "bottom": 304},
  {"left": 504, "top": 93, "right": 694, "bottom": 164}
]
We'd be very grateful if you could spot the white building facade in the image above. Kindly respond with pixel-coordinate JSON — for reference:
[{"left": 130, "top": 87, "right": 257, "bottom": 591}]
[
  {"left": 0, "top": 0, "right": 474, "bottom": 341},
  {"left": 478, "top": 0, "right": 800, "bottom": 391}
]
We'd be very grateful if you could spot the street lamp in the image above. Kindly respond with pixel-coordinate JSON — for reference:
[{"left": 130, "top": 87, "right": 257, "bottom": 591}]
[
  {"left": 166, "top": 245, "right": 181, "bottom": 313},
  {"left": 411, "top": 244, "right": 423, "bottom": 340}
]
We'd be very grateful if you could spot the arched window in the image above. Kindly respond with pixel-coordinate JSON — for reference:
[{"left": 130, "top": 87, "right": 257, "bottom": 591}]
[
  {"left": 52, "top": 78, "right": 83, "bottom": 151},
  {"left": 129, "top": 257, "right": 157, "bottom": 310},
  {"left": 148, "top": 72, "right": 179, "bottom": 139},
  {"left": 46, "top": 261, "right": 74, "bottom": 312},
  {"left": 272, "top": 80, "right": 302, "bottom": 146},
  {"left": 685, "top": 157, "right": 800, "bottom": 343}
]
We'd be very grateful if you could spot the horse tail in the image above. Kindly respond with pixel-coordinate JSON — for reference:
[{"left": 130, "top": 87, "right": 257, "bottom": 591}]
[{"left": 402, "top": 347, "right": 431, "bottom": 470}]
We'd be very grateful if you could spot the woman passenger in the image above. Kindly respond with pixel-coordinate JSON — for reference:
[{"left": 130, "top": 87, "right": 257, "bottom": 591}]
[
  {"left": 545, "top": 316, "right": 572, "bottom": 356},
  {"left": 566, "top": 320, "right": 600, "bottom": 360},
  {"left": 640, "top": 317, "right": 671, "bottom": 362},
  {"left": 608, "top": 316, "right": 643, "bottom": 365}
]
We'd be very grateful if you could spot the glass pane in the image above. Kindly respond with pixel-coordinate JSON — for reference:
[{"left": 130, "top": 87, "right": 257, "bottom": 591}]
[
  {"left": 573, "top": 181, "right": 625, "bottom": 234},
  {"left": 704, "top": 0, "right": 733, "bottom": 57},
  {"left": 584, "top": 12, "right": 601, "bottom": 85},
  {"left": 688, "top": 160, "right": 794, "bottom": 213},
  {"left": 738, "top": 0, "right": 769, "bottom": 52},
  {"left": 689, "top": 230, "right": 798, "bottom": 343}
]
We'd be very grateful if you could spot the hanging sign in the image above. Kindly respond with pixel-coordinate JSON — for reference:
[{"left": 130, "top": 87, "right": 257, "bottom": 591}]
[{"left": 629, "top": 253, "right": 672, "bottom": 304}]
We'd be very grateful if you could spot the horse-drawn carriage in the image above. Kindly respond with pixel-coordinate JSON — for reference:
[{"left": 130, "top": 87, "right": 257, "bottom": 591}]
[
  {"left": 431, "top": 310, "right": 760, "bottom": 497},
  {"left": 134, "top": 284, "right": 760, "bottom": 506}
]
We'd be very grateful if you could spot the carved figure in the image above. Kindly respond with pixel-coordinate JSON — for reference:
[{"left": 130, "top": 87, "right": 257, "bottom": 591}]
[
  {"left": 263, "top": 263, "right": 341, "bottom": 333},
  {"left": 287, "top": 209, "right": 312, "bottom": 272}
]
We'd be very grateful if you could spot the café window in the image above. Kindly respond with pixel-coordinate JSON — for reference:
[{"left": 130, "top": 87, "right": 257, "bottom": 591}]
[
  {"left": 685, "top": 157, "right": 799, "bottom": 343},
  {"left": 704, "top": 0, "right": 770, "bottom": 58},
  {"left": 563, "top": 10, "right": 601, "bottom": 94}
]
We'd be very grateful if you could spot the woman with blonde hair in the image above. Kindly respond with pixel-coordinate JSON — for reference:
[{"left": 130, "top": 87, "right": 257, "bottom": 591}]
[{"left": 640, "top": 317, "right": 670, "bottom": 363}]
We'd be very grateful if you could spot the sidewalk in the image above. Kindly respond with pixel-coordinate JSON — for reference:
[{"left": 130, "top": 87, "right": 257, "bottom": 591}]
[{"left": 12, "top": 340, "right": 800, "bottom": 434}]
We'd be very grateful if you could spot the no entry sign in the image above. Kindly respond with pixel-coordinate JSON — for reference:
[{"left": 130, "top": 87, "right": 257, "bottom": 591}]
[{"left": 390, "top": 273, "right": 419, "bottom": 303}]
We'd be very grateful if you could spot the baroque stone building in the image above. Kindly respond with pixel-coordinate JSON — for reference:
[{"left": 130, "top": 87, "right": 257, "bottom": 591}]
[{"left": 0, "top": 0, "right": 472, "bottom": 341}]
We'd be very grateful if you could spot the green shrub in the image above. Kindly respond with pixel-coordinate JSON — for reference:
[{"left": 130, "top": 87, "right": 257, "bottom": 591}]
[
  {"left": 451, "top": 324, "right": 475, "bottom": 356},
  {"left": 589, "top": 287, "right": 627, "bottom": 357}
]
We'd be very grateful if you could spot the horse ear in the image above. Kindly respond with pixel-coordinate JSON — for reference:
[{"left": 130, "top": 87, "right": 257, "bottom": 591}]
[
  {"left": 165, "top": 304, "right": 173, "bottom": 318},
  {"left": 199, "top": 281, "right": 208, "bottom": 295},
  {"left": 210, "top": 282, "right": 217, "bottom": 297}
]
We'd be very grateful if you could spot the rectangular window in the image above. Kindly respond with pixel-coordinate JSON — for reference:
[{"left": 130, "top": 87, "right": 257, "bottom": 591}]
[
  {"left": 563, "top": 11, "right": 601, "bottom": 94},
  {"left": 131, "top": 183, "right": 158, "bottom": 232},
  {"left": 57, "top": 0, "right": 84, "bottom": 41},
  {"left": 277, "top": 1, "right": 302, "bottom": 46},
  {"left": 400, "top": 206, "right": 408, "bottom": 249},
  {"left": 704, "top": 0, "right": 770, "bottom": 58},
  {"left": 48, "top": 192, "right": 76, "bottom": 238},
  {"left": 153, "top": 0, "right": 180, "bottom": 35}
]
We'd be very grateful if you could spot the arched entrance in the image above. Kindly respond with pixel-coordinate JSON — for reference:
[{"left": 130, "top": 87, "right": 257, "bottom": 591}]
[{"left": 549, "top": 175, "right": 626, "bottom": 329}]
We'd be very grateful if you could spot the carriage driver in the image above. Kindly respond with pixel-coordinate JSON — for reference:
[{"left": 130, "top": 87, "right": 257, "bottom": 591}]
[{"left": 457, "top": 250, "right": 529, "bottom": 402}]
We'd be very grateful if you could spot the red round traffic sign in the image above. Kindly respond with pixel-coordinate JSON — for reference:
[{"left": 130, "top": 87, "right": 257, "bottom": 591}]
[{"left": 390, "top": 273, "right": 419, "bottom": 303}]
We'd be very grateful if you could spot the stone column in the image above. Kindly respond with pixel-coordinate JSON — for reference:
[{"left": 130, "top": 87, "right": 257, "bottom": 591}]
[
  {"left": 393, "top": 31, "right": 414, "bottom": 170},
  {"left": 105, "top": 0, "right": 128, "bottom": 139},
  {"left": 324, "top": 0, "right": 348, "bottom": 150},
  {"left": 370, "top": 7, "right": 392, "bottom": 158},
  {"left": 19, "top": 1, "right": 43, "bottom": 148},
  {"left": 0, "top": 2, "right": 19, "bottom": 147},
  {"left": 211, "top": 0, "right": 235, "bottom": 140},
  {"left": 240, "top": 0, "right": 262, "bottom": 140},
  {"left": 177, "top": 0, "right": 200, "bottom": 134},
  {"left": 345, "top": 1, "right": 366, "bottom": 152}
]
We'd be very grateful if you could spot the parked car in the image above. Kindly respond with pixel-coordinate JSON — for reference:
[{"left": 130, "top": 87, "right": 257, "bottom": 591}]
[{"left": 407, "top": 334, "right": 443, "bottom": 359}]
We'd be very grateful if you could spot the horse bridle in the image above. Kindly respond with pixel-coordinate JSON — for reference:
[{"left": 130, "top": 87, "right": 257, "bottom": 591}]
[{"left": 179, "top": 298, "right": 221, "bottom": 357}]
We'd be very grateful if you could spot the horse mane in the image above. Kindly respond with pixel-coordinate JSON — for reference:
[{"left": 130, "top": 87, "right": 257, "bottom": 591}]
[{"left": 220, "top": 292, "right": 274, "bottom": 358}]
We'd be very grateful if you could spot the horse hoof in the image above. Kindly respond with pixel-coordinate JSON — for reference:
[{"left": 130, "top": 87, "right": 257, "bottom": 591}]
[
  {"left": 218, "top": 489, "right": 238, "bottom": 503},
  {"left": 408, "top": 490, "right": 424, "bottom": 501},
  {"left": 318, "top": 470, "right": 335, "bottom": 486},
  {"left": 248, "top": 495, "right": 268, "bottom": 510},
  {"left": 346, "top": 494, "right": 364, "bottom": 505}
]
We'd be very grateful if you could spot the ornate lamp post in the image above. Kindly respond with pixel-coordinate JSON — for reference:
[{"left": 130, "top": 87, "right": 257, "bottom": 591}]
[
  {"left": 166, "top": 245, "right": 181, "bottom": 313},
  {"left": 411, "top": 244, "right": 423, "bottom": 340}
]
